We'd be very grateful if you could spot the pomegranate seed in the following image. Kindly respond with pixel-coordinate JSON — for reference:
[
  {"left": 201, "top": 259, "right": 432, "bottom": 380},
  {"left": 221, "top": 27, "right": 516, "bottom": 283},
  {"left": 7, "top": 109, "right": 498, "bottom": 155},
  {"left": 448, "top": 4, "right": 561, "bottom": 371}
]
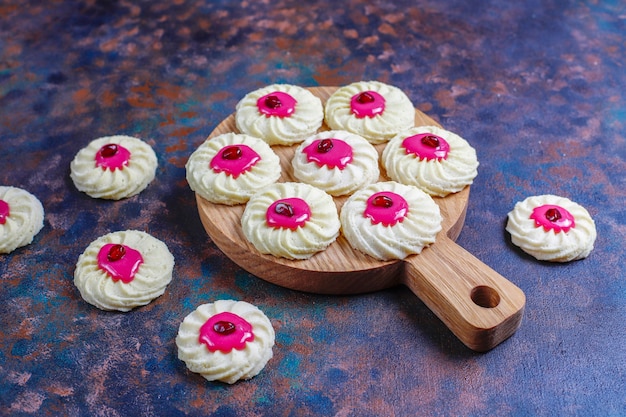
[
  {"left": 264, "top": 95, "right": 282, "bottom": 109},
  {"left": 421, "top": 135, "right": 440, "bottom": 148},
  {"left": 274, "top": 202, "right": 294, "bottom": 217},
  {"left": 107, "top": 244, "right": 126, "bottom": 262},
  {"left": 100, "top": 144, "right": 119, "bottom": 158},
  {"left": 317, "top": 139, "right": 334, "bottom": 153},
  {"left": 545, "top": 208, "right": 562, "bottom": 222},
  {"left": 213, "top": 321, "right": 237, "bottom": 335},
  {"left": 372, "top": 195, "right": 393, "bottom": 208},
  {"left": 221, "top": 146, "right": 242, "bottom": 160},
  {"left": 356, "top": 92, "right": 375, "bottom": 104}
]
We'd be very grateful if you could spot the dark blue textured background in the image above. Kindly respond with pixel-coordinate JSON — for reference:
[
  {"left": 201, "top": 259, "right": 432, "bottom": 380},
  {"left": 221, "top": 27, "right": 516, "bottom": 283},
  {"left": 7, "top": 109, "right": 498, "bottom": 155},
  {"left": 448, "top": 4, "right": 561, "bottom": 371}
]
[{"left": 1, "top": 1, "right": 624, "bottom": 416}]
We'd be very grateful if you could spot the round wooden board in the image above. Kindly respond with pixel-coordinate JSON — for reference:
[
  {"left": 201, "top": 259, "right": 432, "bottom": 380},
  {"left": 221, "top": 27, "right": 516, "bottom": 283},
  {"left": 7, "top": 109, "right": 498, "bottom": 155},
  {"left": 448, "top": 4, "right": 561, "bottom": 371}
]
[{"left": 195, "top": 86, "right": 525, "bottom": 351}]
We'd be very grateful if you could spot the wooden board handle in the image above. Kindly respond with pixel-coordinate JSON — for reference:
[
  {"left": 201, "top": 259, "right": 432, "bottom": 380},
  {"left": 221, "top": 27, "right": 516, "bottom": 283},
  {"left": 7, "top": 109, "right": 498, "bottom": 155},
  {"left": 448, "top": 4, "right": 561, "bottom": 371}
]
[{"left": 402, "top": 236, "right": 525, "bottom": 352}]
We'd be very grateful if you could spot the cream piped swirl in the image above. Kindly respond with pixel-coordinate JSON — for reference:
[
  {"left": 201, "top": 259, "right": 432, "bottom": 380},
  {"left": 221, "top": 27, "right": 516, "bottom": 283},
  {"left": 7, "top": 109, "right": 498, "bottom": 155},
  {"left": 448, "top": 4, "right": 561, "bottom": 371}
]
[
  {"left": 186, "top": 133, "right": 281, "bottom": 205},
  {"left": 292, "top": 130, "right": 380, "bottom": 196},
  {"left": 506, "top": 194, "right": 596, "bottom": 262},
  {"left": 70, "top": 135, "right": 158, "bottom": 200},
  {"left": 0, "top": 186, "right": 45, "bottom": 254},
  {"left": 73, "top": 230, "right": 174, "bottom": 311},
  {"left": 176, "top": 300, "right": 275, "bottom": 384},
  {"left": 241, "top": 182, "right": 340, "bottom": 260},
  {"left": 324, "top": 81, "right": 415, "bottom": 144},
  {"left": 340, "top": 181, "right": 442, "bottom": 260},
  {"left": 235, "top": 84, "right": 324, "bottom": 145},
  {"left": 382, "top": 125, "right": 479, "bottom": 196}
]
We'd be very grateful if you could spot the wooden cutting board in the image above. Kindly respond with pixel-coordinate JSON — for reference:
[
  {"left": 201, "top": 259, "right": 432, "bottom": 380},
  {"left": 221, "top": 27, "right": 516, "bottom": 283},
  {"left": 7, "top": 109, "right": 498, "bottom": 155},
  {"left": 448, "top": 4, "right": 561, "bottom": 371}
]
[{"left": 196, "top": 86, "right": 525, "bottom": 352}]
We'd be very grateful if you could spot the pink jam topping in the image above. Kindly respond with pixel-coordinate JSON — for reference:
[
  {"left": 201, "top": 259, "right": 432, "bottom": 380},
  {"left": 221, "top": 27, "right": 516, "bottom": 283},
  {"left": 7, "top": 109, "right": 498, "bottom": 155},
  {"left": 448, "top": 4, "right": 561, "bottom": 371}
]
[
  {"left": 530, "top": 204, "right": 575, "bottom": 233},
  {"left": 0, "top": 199, "right": 9, "bottom": 225},
  {"left": 209, "top": 144, "right": 261, "bottom": 179},
  {"left": 350, "top": 90, "right": 385, "bottom": 118},
  {"left": 95, "top": 143, "right": 131, "bottom": 171},
  {"left": 256, "top": 91, "right": 297, "bottom": 118},
  {"left": 199, "top": 311, "right": 254, "bottom": 353},
  {"left": 303, "top": 138, "right": 354, "bottom": 169},
  {"left": 97, "top": 243, "right": 144, "bottom": 283},
  {"left": 266, "top": 198, "right": 311, "bottom": 230},
  {"left": 364, "top": 191, "right": 409, "bottom": 226},
  {"left": 402, "top": 133, "right": 451, "bottom": 161}
]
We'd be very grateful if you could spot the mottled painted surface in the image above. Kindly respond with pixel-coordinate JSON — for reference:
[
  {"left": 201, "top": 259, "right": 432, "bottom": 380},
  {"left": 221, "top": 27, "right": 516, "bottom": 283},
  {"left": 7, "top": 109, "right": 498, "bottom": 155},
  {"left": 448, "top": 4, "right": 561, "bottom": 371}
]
[{"left": 1, "top": 0, "right": 625, "bottom": 416}]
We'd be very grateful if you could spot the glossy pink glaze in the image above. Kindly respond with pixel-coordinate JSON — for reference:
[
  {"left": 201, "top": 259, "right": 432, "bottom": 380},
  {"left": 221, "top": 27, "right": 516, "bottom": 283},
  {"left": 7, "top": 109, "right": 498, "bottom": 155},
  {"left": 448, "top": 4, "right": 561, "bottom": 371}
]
[
  {"left": 97, "top": 243, "right": 144, "bottom": 283},
  {"left": 95, "top": 143, "right": 131, "bottom": 171},
  {"left": 210, "top": 144, "right": 261, "bottom": 179},
  {"left": 257, "top": 91, "right": 297, "bottom": 118},
  {"left": 402, "top": 133, "right": 450, "bottom": 161},
  {"left": 0, "top": 199, "right": 9, "bottom": 225},
  {"left": 199, "top": 311, "right": 254, "bottom": 353},
  {"left": 364, "top": 191, "right": 409, "bottom": 226},
  {"left": 266, "top": 198, "right": 311, "bottom": 230},
  {"left": 350, "top": 90, "right": 385, "bottom": 118},
  {"left": 530, "top": 204, "right": 575, "bottom": 233},
  {"left": 303, "top": 138, "right": 354, "bottom": 169}
]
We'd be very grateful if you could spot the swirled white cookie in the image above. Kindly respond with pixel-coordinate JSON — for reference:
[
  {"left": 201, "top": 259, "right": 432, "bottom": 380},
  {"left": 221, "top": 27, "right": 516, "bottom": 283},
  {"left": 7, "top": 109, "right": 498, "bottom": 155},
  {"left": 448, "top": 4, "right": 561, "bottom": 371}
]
[
  {"left": 381, "top": 125, "right": 479, "bottom": 197},
  {"left": 176, "top": 299, "right": 275, "bottom": 384},
  {"left": 70, "top": 135, "right": 158, "bottom": 200},
  {"left": 506, "top": 194, "right": 596, "bottom": 262},
  {"left": 340, "top": 181, "right": 442, "bottom": 260},
  {"left": 73, "top": 230, "right": 174, "bottom": 311},
  {"left": 235, "top": 84, "right": 324, "bottom": 146},
  {"left": 0, "top": 186, "right": 44, "bottom": 254},
  {"left": 324, "top": 81, "right": 415, "bottom": 144},
  {"left": 241, "top": 182, "right": 340, "bottom": 260},
  {"left": 292, "top": 130, "right": 380, "bottom": 196},
  {"left": 186, "top": 133, "right": 281, "bottom": 205}
]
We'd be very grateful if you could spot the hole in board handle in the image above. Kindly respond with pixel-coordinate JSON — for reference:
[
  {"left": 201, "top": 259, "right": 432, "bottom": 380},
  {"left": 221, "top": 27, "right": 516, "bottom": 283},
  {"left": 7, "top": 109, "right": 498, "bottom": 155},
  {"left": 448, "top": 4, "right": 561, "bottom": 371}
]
[{"left": 470, "top": 285, "right": 501, "bottom": 308}]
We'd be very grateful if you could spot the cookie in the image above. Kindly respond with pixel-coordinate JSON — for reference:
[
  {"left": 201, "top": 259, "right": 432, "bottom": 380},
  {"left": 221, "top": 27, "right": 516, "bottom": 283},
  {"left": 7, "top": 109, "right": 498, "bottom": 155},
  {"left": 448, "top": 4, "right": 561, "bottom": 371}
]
[
  {"left": 292, "top": 130, "right": 380, "bottom": 196},
  {"left": 241, "top": 182, "right": 340, "bottom": 260},
  {"left": 0, "top": 186, "right": 44, "bottom": 254},
  {"left": 381, "top": 125, "right": 479, "bottom": 197},
  {"left": 176, "top": 300, "right": 275, "bottom": 384},
  {"left": 506, "top": 194, "right": 596, "bottom": 262},
  {"left": 235, "top": 84, "right": 324, "bottom": 145},
  {"left": 340, "top": 181, "right": 442, "bottom": 260},
  {"left": 73, "top": 230, "right": 174, "bottom": 311},
  {"left": 186, "top": 133, "right": 281, "bottom": 205},
  {"left": 324, "top": 81, "right": 415, "bottom": 144},
  {"left": 70, "top": 135, "right": 158, "bottom": 200}
]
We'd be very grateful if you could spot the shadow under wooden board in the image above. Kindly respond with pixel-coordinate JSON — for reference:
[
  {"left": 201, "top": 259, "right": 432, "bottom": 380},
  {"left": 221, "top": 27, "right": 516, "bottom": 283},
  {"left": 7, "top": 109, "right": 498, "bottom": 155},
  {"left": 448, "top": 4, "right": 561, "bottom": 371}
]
[{"left": 196, "top": 86, "right": 525, "bottom": 352}]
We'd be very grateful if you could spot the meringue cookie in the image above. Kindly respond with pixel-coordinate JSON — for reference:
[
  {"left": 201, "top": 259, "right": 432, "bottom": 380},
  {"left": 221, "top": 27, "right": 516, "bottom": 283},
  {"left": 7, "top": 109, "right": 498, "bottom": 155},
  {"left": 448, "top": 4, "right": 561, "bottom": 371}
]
[
  {"left": 324, "top": 81, "right": 415, "bottom": 144},
  {"left": 382, "top": 125, "right": 479, "bottom": 197},
  {"left": 506, "top": 194, "right": 596, "bottom": 262},
  {"left": 241, "top": 182, "right": 340, "bottom": 260},
  {"left": 176, "top": 300, "right": 275, "bottom": 384},
  {"left": 292, "top": 130, "right": 380, "bottom": 196},
  {"left": 235, "top": 84, "right": 324, "bottom": 145},
  {"left": 73, "top": 230, "right": 174, "bottom": 311},
  {"left": 70, "top": 135, "right": 158, "bottom": 200},
  {"left": 0, "top": 186, "right": 44, "bottom": 254},
  {"left": 186, "top": 133, "right": 281, "bottom": 205},
  {"left": 340, "top": 181, "right": 442, "bottom": 260}
]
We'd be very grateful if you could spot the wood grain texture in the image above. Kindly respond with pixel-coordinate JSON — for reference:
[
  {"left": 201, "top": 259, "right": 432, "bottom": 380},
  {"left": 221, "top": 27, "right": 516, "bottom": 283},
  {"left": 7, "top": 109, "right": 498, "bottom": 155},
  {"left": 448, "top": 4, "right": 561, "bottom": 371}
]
[{"left": 196, "top": 86, "right": 525, "bottom": 351}]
